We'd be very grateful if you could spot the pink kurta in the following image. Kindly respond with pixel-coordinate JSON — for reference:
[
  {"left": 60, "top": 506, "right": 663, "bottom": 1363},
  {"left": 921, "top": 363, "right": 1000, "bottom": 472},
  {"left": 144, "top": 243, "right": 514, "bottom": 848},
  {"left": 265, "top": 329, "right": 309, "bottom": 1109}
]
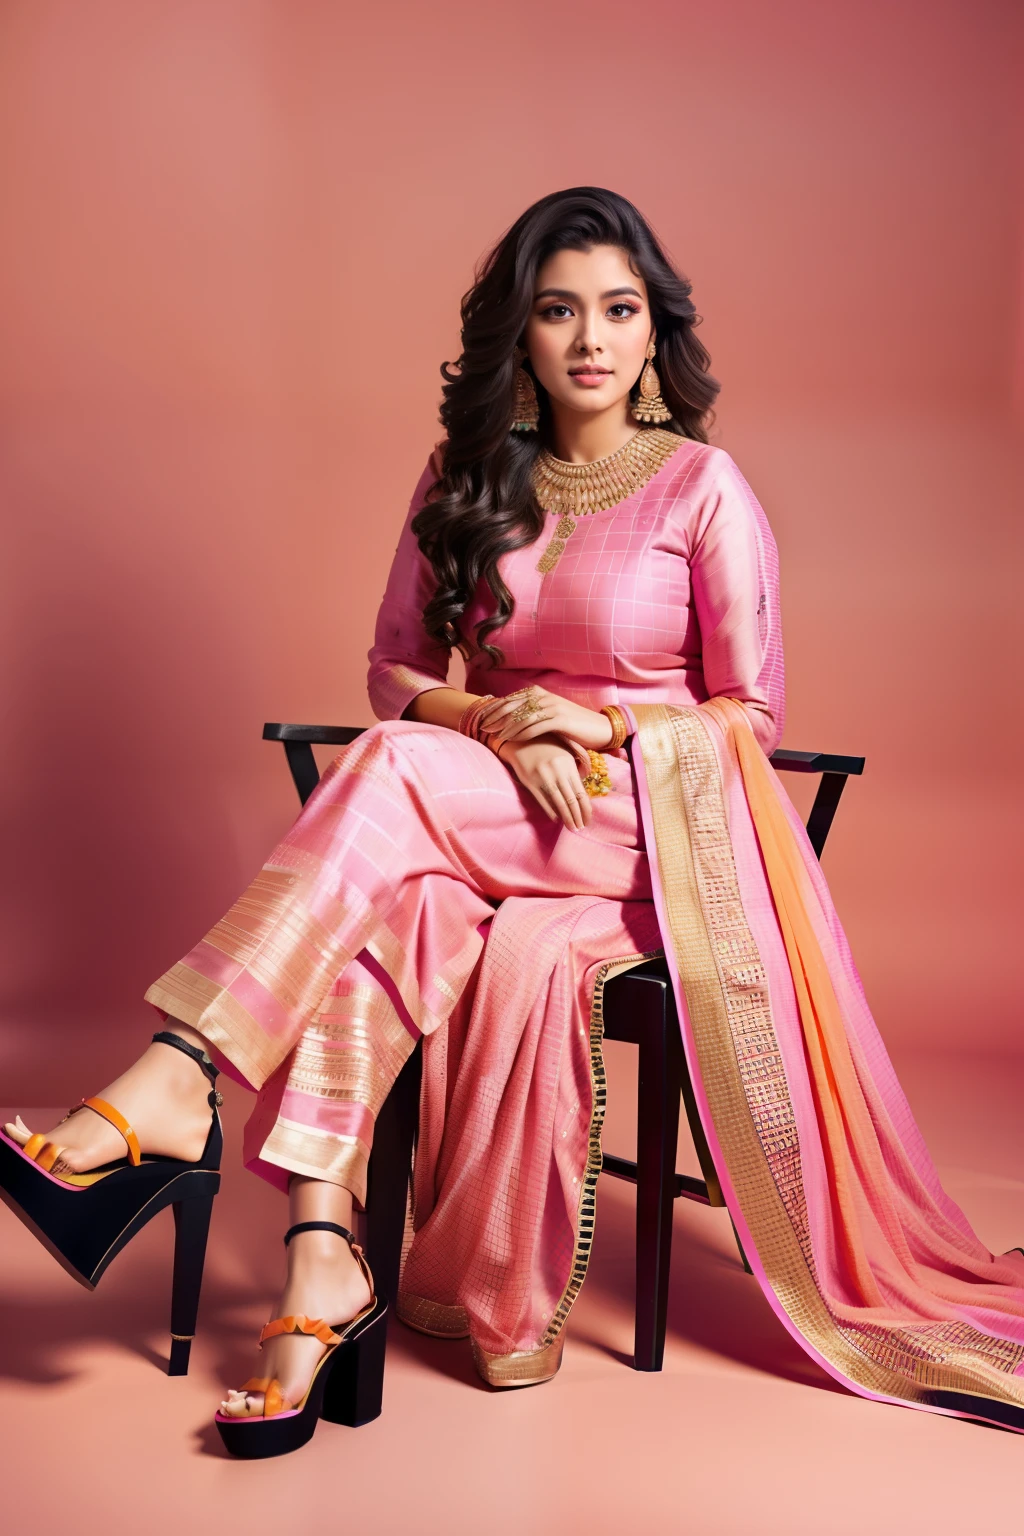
[{"left": 367, "top": 441, "right": 784, "bottom": 752}]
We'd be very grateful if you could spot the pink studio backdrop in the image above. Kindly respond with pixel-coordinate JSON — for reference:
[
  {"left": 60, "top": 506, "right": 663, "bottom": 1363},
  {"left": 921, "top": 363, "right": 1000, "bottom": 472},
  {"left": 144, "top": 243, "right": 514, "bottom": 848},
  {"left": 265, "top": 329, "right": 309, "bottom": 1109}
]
[{"left": 1, "top": 0, "right": 1021, "bottom": 1099}]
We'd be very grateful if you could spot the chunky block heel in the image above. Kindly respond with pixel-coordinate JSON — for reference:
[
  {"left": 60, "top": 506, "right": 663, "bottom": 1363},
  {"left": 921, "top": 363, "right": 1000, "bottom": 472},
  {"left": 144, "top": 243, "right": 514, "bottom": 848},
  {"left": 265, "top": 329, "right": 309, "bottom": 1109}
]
[
  {"left": 215, "top": 1220, "right": 386, "bottom": 1459},
  {"left": 0, "top": 1030, "right": 223, "bottom": 1375},
  {"left": 319, "top": 1303, "right": 388, "bottom": 1427}
]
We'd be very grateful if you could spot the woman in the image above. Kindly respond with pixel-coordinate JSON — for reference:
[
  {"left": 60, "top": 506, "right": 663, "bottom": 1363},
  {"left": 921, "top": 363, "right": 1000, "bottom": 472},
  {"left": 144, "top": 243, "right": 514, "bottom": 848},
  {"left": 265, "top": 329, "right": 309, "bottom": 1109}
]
[{"left": 4, "top": 187, "right": 1024, "bottom": 1457}]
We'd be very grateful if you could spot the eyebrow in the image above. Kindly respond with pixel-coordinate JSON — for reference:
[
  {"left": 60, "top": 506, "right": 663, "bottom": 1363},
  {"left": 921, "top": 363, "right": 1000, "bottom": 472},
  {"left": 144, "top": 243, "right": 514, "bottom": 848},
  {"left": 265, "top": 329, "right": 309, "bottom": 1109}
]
[{"left": 534, "top": 286, "right": 644, "bottom": 302}]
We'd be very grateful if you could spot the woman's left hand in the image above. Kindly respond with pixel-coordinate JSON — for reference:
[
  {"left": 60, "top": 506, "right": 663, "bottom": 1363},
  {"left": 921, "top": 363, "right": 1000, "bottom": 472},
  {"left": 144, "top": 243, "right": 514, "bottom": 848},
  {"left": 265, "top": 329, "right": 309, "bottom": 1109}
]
[{"left": 477, "top": 687, "right": 614, "bottom": 752}]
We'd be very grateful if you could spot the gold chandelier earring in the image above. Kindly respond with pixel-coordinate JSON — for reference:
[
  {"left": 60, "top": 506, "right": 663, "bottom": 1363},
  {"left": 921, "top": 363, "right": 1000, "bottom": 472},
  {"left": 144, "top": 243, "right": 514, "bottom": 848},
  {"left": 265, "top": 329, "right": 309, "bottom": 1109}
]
[
  {"left": 631, "top": 337, "right": 672, "bottom": 424},
  {"left": 511, "top": 346, "right": 540, "bottom": 432}
]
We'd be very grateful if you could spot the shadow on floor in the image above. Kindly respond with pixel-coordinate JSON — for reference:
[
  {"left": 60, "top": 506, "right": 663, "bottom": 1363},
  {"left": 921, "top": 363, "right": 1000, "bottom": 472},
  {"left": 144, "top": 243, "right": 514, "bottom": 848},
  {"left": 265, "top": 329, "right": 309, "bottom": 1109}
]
[
  {"left": 582, "top": 1177, "right": 849, "bottom": 1395},
  {"left": 0, "top": 1256, "right": 269, "bottom": 1389},
  {"left": 0, "top": 1161, "right": 843, "bottom": 1412}
]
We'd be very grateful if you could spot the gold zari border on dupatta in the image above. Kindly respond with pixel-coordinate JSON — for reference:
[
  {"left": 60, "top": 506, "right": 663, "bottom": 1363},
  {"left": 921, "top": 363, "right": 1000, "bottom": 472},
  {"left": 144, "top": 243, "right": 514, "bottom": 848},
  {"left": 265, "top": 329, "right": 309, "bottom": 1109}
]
[
  {"left": 472, "top": 1336, "right": 565, "bottom": 1387},
  {"left": 634, "top": 701, "right": 1024, "bottom": 1415},
  {"left": 463, "top": 947, "right": 661, "bottom": 1389},
  {"left": 539, "top": 949, "right": 663, "bottom": 1351}
]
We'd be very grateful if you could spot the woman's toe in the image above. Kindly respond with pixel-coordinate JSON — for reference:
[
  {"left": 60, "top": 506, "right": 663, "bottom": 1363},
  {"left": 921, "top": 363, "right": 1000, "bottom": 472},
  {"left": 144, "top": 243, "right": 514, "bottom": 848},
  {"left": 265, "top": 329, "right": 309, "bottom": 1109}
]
[
  {"left": 219, "top": 1388, "right": 263, "bottom": 1418},
  {"left": 5, "top": 1117, "right": 31, "bottom": 1146}
]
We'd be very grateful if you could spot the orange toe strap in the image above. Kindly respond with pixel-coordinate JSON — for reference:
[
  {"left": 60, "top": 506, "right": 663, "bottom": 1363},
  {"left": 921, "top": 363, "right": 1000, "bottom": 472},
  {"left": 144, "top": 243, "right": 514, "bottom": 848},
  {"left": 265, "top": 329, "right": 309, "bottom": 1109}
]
[
  {"left": 22, "top": 1134, "right": 66, "bottom": 1173},
  {"left": 239, "top": 1377, "right": 287, "bottom": 1418},
  {"left": 258, "top": 1314, "right": 342, "bottom": 1348},
  {"left": 79, "top": 1096, "right": 142, "bottom": 1166},
  {"left": 234, "top": 1316, "right": 341, "bottom": 1418}
]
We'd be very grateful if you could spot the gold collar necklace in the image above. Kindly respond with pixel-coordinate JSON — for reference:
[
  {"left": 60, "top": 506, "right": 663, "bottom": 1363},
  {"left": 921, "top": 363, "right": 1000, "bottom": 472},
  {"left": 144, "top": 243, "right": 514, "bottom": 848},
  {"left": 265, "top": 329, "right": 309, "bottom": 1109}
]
[{"left": 533, "top": 427, "right": 682, "bottom": 574}]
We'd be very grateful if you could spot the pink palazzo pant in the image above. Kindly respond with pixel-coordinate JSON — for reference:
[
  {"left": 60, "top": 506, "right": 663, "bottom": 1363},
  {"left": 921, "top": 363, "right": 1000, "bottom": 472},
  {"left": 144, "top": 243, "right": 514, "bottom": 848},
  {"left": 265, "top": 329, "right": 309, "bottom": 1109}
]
[{"left": 146, "top": 721, "right": 656, "bottom": 1212}]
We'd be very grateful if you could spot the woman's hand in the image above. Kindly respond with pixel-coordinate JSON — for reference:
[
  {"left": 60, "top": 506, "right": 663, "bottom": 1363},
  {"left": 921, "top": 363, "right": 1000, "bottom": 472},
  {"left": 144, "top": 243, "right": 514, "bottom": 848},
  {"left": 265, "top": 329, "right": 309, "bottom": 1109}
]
[
  {"left": 496, "top": 735, "right": 593, "bottom": 830},
  {"left": 479, "top": 687, "right": 613, "bottom": 752}
]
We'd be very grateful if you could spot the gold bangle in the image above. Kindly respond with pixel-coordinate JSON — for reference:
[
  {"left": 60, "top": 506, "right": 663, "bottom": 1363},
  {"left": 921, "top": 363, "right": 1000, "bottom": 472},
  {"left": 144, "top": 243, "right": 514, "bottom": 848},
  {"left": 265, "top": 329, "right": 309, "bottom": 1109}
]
[{"left": 600, "top": 705, "right": 629, "bottom": 751}]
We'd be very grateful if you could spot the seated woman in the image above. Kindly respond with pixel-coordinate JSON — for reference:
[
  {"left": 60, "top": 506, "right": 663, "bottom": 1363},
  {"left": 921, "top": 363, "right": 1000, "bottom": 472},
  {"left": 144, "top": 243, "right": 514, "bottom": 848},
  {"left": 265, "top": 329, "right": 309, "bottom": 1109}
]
[{"left": 5, "top": 187, "right": 1024, "bottom": 1459}]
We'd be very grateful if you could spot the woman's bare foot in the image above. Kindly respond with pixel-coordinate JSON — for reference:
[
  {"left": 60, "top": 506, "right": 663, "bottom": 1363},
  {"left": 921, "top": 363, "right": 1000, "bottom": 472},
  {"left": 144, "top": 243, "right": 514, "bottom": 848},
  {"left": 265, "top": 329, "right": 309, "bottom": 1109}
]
[
  {"left": 3, "top": 1021, "right": 215, "bottom": 1174},
  {"left": 220, "top": 1209, "right": 372, "bottom": 1417}
]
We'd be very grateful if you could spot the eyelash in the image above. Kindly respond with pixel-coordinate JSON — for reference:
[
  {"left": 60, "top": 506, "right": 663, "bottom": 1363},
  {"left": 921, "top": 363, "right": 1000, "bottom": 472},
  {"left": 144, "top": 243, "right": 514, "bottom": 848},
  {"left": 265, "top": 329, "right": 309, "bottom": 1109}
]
[{"left": 540, "top": 302, "right": 641, "bottom": 321}]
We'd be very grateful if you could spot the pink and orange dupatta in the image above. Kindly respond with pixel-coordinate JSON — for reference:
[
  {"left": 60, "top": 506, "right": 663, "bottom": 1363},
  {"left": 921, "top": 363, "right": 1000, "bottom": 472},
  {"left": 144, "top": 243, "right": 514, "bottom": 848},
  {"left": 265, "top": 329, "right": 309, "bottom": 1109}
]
[{"left": 629, "top": 697, "right": 1024, "bottom": 1431}]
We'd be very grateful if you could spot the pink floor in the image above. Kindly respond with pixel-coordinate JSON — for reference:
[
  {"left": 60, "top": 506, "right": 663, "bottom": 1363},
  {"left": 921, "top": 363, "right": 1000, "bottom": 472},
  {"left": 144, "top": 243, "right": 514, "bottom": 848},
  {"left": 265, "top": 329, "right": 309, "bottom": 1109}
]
[{"left": 3, "top": 1046, "right": 1023, "bottom": 1534}]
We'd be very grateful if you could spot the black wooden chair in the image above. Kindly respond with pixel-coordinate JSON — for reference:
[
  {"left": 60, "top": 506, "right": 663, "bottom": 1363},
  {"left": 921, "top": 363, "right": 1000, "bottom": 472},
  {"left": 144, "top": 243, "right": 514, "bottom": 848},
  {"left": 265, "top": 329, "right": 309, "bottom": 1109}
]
[{"left": 263, "top": 721, "right": 864, "bottom": 1383}]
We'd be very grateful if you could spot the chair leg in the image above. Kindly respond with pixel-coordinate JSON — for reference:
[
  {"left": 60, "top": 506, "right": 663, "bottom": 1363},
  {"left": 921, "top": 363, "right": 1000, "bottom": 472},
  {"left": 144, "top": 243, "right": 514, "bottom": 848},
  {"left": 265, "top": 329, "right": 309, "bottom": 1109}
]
[
  {"left": 365, "top": 1043, "right": 422, "bottom": 1313},
  {"left": 354, "top": 1041, "right": 422, "bottom": 1421},
  {"left": 633, "top": 981, "right": 681, "bottom": 1372},
  {"left": 730, "top": 1215, "right": 753, "bottom": 1274}
]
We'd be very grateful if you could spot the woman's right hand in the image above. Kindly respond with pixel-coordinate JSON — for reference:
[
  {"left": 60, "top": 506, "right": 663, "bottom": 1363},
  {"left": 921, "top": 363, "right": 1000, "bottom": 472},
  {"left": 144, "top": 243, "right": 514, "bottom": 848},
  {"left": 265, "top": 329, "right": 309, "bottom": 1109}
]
[{"left": 496, "top": 734, "right": 592, "bottom": 830}]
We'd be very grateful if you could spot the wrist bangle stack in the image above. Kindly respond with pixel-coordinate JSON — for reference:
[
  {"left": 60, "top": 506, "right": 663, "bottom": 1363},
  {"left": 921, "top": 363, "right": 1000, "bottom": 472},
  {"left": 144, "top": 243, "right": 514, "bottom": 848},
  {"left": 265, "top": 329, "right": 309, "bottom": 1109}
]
[
  {"left": 600, "top": 705, "right": 629, "bottom": 751},
  {"left": 458, "top": 695, "right": 497, "bottom": 744}
]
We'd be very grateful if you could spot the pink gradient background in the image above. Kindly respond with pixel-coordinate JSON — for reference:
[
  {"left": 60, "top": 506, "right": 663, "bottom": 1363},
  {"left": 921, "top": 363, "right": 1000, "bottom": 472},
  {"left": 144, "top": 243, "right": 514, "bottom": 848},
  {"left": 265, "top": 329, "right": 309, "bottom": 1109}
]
[
  {"left": 1, "top": 1, "right": 1024, "bottom": 1526},
  {"left": 2, "top": 0, "right": 1021, "bottom": 1094}
]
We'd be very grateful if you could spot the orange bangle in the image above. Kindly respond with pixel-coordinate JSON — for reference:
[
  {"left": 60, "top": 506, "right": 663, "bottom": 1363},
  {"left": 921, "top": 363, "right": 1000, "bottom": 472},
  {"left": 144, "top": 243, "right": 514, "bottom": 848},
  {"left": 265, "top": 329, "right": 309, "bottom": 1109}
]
[
  {"left": 458, "top": 695, "right": 495, "bottom": 741},
  {"left": 600, "top": 705, "right": 629, "bottom": 751}
]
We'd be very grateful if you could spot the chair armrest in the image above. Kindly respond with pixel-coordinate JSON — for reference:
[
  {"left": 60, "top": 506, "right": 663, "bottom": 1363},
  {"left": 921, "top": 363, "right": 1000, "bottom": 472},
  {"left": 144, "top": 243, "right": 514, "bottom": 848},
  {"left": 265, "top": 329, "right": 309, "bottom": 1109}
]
[
  {"left": 263, "top": 724, "right": 367, "bottom": 806},
  {"left": 768, "top": 748, "right": 865, "bottom": 861},
  {"left": 263, "top": 723, "right": 367, "bottom": 745},
  {"left": 769, "top": 749, "right": 865, "bottom": 776}
]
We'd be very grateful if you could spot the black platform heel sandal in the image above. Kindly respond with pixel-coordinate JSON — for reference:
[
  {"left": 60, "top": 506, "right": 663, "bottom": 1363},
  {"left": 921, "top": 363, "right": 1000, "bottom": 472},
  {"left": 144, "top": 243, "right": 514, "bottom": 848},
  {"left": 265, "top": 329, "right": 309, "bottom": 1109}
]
[
  {"left": 0, "top": 1030, "right": 223, "bottom": 1376},
  {"left": 215, "top": 1220, "right": 388, "bottom": 1460}
]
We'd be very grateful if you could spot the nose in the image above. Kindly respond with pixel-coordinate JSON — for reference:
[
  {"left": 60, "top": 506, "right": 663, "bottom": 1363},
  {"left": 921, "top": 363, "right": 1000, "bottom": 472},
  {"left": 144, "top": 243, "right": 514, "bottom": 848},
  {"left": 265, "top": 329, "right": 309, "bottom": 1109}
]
[{"left": 573, "top": 308, "right": 602, "bottom": 356}]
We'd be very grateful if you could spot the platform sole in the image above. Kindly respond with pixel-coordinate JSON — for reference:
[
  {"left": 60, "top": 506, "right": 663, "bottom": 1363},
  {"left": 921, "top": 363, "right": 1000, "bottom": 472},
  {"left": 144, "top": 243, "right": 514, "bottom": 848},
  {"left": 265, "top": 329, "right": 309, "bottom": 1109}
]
[{"left": 216, "top": 1302, "right": 388, "bottom": 1459}]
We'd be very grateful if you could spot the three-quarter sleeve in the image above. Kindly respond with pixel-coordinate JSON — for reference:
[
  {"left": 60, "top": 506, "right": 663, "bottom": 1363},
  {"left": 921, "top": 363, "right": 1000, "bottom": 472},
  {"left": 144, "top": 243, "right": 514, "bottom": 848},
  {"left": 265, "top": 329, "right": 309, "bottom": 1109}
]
[
  {"left": 366, "top": 458, "right": 452, "bottom": 720},
  {"left": 689, "top": 451, "right": 786, "bottom": 755}
]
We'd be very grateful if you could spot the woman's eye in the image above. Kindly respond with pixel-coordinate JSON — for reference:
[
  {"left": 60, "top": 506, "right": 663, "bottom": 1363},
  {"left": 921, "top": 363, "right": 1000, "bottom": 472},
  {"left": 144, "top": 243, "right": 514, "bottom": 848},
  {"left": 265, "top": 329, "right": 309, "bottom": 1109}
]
[{"left": 536, "top": 300, "right": 640, "bottom": 320}]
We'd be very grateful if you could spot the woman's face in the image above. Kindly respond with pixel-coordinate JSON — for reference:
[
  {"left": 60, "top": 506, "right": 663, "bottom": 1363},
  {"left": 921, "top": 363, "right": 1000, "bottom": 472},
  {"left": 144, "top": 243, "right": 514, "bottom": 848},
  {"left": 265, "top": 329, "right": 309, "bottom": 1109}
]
[{"left": 523, "top": 244, "right": 653, "bottom": 423}]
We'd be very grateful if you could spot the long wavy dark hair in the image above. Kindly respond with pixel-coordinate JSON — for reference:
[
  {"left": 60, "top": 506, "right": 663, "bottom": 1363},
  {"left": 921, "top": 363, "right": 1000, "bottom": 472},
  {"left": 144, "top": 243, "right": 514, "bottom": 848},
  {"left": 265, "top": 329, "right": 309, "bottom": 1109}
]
[{"left": 413, "top": 187, "right": 720, "bottom": 664}]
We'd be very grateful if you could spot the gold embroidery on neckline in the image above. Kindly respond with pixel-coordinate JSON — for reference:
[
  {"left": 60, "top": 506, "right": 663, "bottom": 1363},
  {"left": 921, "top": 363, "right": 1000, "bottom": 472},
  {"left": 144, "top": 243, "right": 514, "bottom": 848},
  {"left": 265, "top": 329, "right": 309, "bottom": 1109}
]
[{"left": 533, "top": 427, "right": 683, "bottom": 574}]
